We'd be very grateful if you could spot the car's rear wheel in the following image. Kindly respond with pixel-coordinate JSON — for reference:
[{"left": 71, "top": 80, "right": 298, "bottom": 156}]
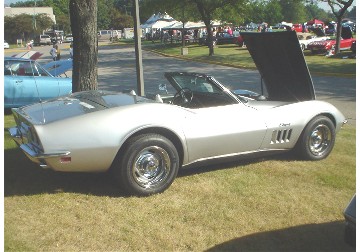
[
  {"left": 296, "top": 116, "right": 336, "bottom": 160},
  {"left": 115, "top": 134, "right": 179, "bottom": 196}
]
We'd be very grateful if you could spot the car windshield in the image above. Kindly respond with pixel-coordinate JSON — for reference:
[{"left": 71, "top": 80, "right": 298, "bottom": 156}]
[
  {"left": 164, "top": 73, "right": 239, "bottom": 108},
  {"left": 168, "top": 73, "right": 224, "bottom": 94},
  {"left": 4, "top": 59, "right": 51, "bottom": 77}
]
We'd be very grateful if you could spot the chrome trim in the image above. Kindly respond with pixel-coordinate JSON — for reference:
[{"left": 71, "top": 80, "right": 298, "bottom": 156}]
[
  {"left": 9, "top": 127, "right": 70, "bottom": 160},
  {"left": 9, "top": 127, "right": 20, "bottom": 139},
  {"left": 19, "top": 144, "right": 70, "bottom": 159},
  {"left": 132, "top": 146, "right": 171, "bottom": 189}
]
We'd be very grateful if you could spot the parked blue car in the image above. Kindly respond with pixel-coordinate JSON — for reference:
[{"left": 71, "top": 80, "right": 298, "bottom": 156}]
[{"left": 4, "top": 57, "right": 72, "bottom": 109}]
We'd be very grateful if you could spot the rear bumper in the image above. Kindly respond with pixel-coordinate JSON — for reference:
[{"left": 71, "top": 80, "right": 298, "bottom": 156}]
[{"left": 9, "top": 127, "right": 70, "bottom": 169}]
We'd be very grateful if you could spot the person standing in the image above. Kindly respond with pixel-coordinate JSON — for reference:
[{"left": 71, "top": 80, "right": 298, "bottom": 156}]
[{"left": 50, "top": 44, "right": 57, "bottom": 61}]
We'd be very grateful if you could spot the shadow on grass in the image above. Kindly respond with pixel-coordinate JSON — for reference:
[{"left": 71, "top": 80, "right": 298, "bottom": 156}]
[
  {"left": 178, "top": 152, "right": 294, "bottom": 178},
  {"left": 5, "top": 147, "right": 293, "bottom": 197},
  {"left": 206, "top": 221, "right": 355, "bottom": 252},
  {"left": 4, "top": 148, "right": 129, "bottom": 197}
]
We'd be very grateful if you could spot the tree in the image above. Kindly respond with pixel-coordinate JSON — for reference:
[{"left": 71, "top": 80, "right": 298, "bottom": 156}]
[
  {"left": 141, "top": 0, "right": 247, "bottom": 56},
  {"left": 304, "top": 3, "right": 334, "bottom": 22},
  {"left": 264, "top": 0, "right": 284, "bottom": 25},
  {"left": 69, "top": 0, "right": 98, "bottom": 91},
  {"left": 109, "top": 10, "right": 134, "bottom": 30},
  {"left": 4, "top": 14, "right": 53, "bottom": 43},
  {"left": 245, "top": 0, "right": 266, "bottom": 24},
  {"left": 347, "top": 6, "right": 356, "bottom": 19},
  {"left": 98, "top": 0, "right": 114, "bottom": 29},
  {"left": 192, "top": 0, "right": 247, "bottom": 56},
  {"left": 319, "top": 0, "right": 354, "bottom": 54},
  {"left": 279, "top": 0, "right": 307, "bottom": 23},
  {"left": 328, "top": 0, "right": 354, "bottom": 54}
]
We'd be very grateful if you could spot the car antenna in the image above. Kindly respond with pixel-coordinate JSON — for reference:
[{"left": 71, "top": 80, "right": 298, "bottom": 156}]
[{"left": 31, "top": 63, "right": 46, "bottom": 123}]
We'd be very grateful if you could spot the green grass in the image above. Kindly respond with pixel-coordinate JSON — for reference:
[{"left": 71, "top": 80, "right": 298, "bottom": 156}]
[
  {"left": 143, "top": 43, "right": 356, "bottom": 77},
  {"left": 4, "top": 113, "right": 355, "bottom": 251}
]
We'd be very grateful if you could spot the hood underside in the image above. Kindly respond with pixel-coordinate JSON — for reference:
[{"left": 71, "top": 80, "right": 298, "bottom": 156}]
[
  {"left": 43, "top": 59, "right": 73, "bottom": 76},
  {"left": 242, "top": 31, "right": 315, "bottom": 101},
  {"left": 312, "top": 27, "right": 326, "bottom": 37}
]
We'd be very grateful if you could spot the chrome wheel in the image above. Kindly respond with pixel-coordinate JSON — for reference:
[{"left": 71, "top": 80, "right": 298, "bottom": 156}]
[
  {"left": 116, "top": 133, "right": 179, "bottom": 196},
  {"left": 296, "top": 116, "right": 336, "bottom": 160},
  {"left": 132, "top": 146, "right": 171, "bottom": 189},
  {"left": 308, "top": 124, "right": 332, "bottom": 156}
]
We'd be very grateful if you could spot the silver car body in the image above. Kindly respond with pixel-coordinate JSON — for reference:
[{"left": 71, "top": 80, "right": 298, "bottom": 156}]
[
  {"left": 9, "top": 83, "right": 345, "bottom": 173},
  {"left": 9, "top": 31, "right": 347, "bottom": 194}
]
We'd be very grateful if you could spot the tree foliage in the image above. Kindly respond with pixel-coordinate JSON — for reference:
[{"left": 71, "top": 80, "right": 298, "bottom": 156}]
[
  {"left": 141, "top": 0, "right": 247, "bottom": 56},
  {"left": 279, "top": 0, "right": 308, "bottom": 23},
  {"left": 4, "top": 13, "right": 53, "bottom": 43}
]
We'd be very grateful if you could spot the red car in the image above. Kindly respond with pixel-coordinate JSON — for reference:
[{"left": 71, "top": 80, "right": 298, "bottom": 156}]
[
  {"left": 307, "top": 26, "right": 355, "bottom": 54},
  {"left": 292, "top": 23, "right": 307, "bottom": 32},
  {"left": 235, "top": 35, "right": 245, "bottom": 47}
]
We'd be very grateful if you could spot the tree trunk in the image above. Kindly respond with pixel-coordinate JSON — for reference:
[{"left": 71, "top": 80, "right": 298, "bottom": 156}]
[
  {"left": 326, "top": 0, "right": 354, "bottom": 55},
  {"left": 69, "top": 0, "right": 98, "bottom": 92},
  {"left": 335, "top": 17, "right": 342, "bottom": 54},
  {"left": 206, "top": 24, "right": 214, "bottom": 56},
  {"left": 194, "top": 0, "right": 215, "bottom": 56}
]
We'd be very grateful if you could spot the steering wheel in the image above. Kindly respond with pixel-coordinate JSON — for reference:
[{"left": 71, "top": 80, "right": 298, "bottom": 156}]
[{"left": 172, "top": 88, "right": 193, "bottom": 106}]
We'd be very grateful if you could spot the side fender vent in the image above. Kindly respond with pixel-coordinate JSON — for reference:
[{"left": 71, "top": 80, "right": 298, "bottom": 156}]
[{"left": 271, "top": 129, "right": 293, "bottom": 144}]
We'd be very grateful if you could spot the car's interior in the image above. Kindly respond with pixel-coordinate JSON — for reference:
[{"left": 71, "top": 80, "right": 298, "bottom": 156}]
[
  {"left": 4, "top": 60, "right": 50, "bottom": 77},
  {"left": 163, "top": 74, "right": 239, "bottom": 108}
]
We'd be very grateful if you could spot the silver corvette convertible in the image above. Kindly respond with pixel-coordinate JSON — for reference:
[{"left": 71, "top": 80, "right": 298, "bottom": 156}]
[{"left": 9, "top": 32, "right": 346, "bottom": 196}]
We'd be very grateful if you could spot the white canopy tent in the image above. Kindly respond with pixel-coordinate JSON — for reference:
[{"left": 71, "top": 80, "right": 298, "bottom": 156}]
[
  {"left": 162, "top": 20, "right": 222, "bottom": 30},
  {"left": 142, "top": 20, "right": 178, "bottom": 29},
  {"left": 141, "top": 12, "right": 177, "bottom": 29}
]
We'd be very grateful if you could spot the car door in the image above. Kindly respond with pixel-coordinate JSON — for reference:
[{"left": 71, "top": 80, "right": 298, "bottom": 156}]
[
  {"left": 32, "top": 61, "right": 62, "bottom": 101},
  {"left": 182, "top": 103, "right": 267, "bottom": 163},
  {"left": 4, "top": 60, "right": 17, "bottom": 108},
  {"left": 11, "top": 60, "right": 40, "bottom": 107},
  {"left": 340, "top": 38, "right": 354, "bottom": 50}
]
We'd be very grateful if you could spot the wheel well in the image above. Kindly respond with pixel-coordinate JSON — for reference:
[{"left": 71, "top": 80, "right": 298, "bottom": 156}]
[
  {"left": 296, "top": 113, "right": 336, "bottom": 144},
  {"left": 120, "top": 127, "right": 185, "bottom": 166},
  {"left": 318, "top": 113, "right": 336, "bottom": 127}
]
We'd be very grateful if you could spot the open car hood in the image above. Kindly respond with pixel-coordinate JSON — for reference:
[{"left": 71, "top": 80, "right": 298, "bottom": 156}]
[
  {"left": 313, "top": 27, "right": 326, "bottom": 37},
  {"left": 43, "top": 59, "right": 73, "bottom": 77},
  {"left": 242, "top": 31, "right": 315, "bottom": 101},
  {"left": 12, "top": 51, "right": 43, "bottom": 60},
  {"left": 341, "top": 26, "right": 353, "bottom": 39}
]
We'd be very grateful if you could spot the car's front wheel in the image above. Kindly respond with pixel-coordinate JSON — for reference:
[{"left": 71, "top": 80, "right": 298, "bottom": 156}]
[
  {"left": 296, "top": 116, "right": 336, "bottom": 160},
  {"left": 114, "top": 134, "right": 179, "bottom": 196}
]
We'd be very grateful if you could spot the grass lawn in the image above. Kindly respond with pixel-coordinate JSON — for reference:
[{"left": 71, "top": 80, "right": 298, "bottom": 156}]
[
  {"left": 144, "top": 43, "right": 356, "bottom": 77},
  {"left": 4, "top": 111, "right": 356, "bottom": 251}
]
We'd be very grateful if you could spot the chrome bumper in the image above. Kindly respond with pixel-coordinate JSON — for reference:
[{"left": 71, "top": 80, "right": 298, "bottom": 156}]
[{"left": 9, "top": 127, "right": 71, "bottom": 169}]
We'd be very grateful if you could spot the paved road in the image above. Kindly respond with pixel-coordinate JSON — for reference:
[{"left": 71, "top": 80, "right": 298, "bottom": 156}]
[{"left": 5, "top": 43, "right": 356, "bottom": 125}]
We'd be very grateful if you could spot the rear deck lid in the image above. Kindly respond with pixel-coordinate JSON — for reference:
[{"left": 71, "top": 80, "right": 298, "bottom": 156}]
[{"left": 14, "top": 90, "right": 154, "bottom": 125}]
